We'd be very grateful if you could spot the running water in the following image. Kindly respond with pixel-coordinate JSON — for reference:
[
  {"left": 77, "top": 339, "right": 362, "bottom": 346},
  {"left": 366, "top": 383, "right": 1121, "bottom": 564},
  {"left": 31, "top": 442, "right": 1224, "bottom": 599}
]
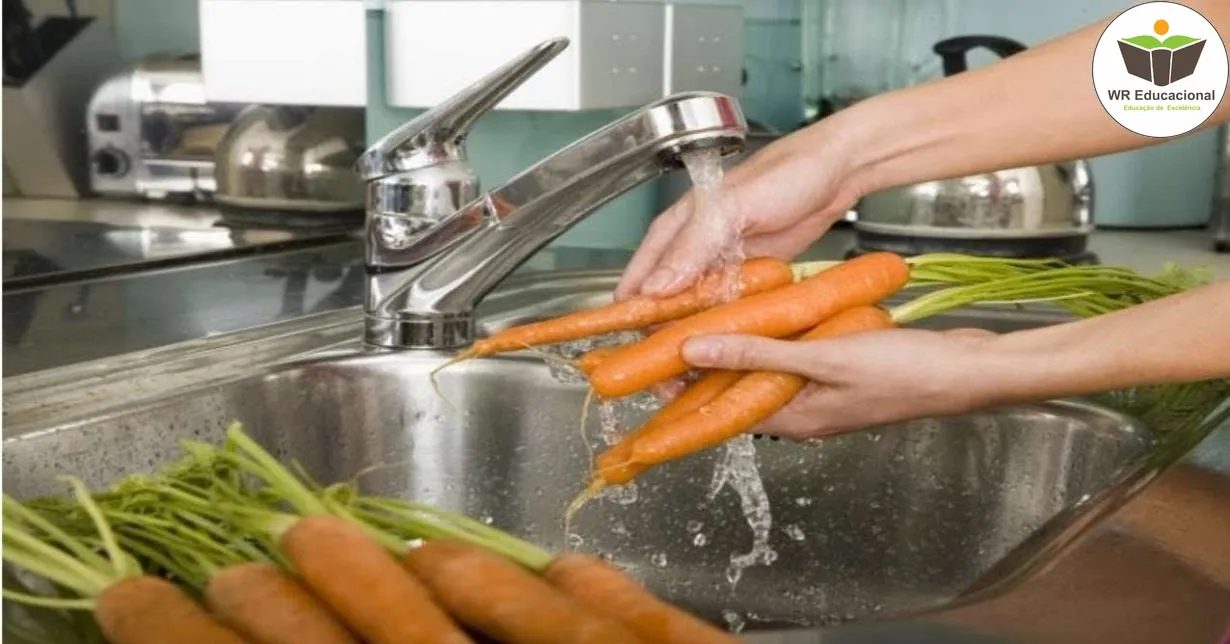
[
  {"left": 682, "top": 148, "right": 745, "bottom": 302},
  {"left": 680, "top": 149, "right": 778, "bottom": 590}
]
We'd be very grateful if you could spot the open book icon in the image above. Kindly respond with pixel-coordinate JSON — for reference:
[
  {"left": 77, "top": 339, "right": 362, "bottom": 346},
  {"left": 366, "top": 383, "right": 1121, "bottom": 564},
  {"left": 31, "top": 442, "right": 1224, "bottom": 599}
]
[{"left": 1118, "top": 35, "right": 1207, "bottom": 86}]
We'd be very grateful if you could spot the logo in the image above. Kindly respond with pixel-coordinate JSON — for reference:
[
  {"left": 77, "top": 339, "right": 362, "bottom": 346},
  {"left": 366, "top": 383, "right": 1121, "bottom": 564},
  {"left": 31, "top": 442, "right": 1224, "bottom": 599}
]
[{"left": 1093, "top": 2, "right": 1228, "bottom": 138}]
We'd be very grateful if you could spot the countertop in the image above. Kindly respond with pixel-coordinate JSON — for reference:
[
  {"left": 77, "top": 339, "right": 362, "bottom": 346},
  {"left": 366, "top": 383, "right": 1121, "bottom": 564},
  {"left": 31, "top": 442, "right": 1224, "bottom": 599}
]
[{"left": 4, "top": 197, "right": 1228, "bottom": 377}]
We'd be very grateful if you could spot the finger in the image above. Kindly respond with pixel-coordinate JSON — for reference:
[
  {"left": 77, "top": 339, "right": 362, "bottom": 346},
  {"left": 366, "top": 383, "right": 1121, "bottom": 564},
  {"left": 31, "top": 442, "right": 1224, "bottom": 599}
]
[
  {"left": 639, "top": 182, "right": 752, "bottom": 297},
  {"left": 615, "top": 198, "right": 692, "bottom": 300},
  {"left": 681, "top": 334, "right": 814, "bottom": 374},
  {"left": 650, "top": 378, "right": 687, "bottom": 402}
]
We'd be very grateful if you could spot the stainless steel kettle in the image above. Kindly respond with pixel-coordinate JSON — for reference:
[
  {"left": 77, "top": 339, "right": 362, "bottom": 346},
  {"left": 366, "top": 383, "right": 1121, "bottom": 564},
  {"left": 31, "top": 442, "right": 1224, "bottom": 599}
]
[
  {"left": 214, "top": 105, "right": 366, "bottom": 219},
  {"left": 854, "top": 36, "right": 1095, "bottom": 260}
]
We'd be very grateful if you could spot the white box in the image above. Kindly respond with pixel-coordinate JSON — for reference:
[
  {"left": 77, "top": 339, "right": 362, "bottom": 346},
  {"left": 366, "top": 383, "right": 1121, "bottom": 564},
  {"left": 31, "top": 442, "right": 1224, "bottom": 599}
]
[
  {"left": 385, "top": 0, "right": 666, "bottom": 111},
  {"left": 200, "top": 0, "right": 367, "bottom": 106},
  {"left": 664, "top": 2, "right": 744, "bottom": 96}
]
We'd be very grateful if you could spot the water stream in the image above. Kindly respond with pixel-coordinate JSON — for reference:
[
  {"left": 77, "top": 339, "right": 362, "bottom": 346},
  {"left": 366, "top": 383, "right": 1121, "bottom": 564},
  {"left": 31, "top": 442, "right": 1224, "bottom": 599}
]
[{"left": 681, "top": 150, "right": 779, "bottom": 590}]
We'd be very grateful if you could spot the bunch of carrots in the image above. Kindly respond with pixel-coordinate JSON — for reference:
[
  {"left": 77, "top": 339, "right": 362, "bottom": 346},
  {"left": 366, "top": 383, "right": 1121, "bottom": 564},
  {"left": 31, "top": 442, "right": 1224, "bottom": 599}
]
[
  {"left": 3, "top": 424, "right": 739, "bottom": 644},
  {"left": 435, "top": 251, "right": 1209, "bottom": 508}
]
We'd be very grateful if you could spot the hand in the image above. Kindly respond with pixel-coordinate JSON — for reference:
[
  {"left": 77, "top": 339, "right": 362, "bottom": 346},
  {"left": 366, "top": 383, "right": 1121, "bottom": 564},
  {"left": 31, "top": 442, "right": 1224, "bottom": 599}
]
[
  {"left": 680, "top": 327, "right": 1000, "bottom": 440},
  {"left": 615, "top": 120, "right": 867, "bottom": 300}
]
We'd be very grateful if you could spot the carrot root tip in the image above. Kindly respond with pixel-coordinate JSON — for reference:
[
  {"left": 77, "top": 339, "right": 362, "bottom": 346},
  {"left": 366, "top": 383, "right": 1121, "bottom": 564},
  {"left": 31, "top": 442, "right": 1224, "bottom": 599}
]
[
  {"left": 429, "top": 354, "right": 470, "bottom": 416},
  {"left": 562, "top": 479, "right": 605, "bottom": 545}
]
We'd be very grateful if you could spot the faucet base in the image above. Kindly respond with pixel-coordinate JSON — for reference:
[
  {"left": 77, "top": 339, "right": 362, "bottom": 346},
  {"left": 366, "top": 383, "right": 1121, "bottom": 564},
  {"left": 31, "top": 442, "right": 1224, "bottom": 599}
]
[{"left": 364, "top": 313, "right": 474, "bottom": 350}]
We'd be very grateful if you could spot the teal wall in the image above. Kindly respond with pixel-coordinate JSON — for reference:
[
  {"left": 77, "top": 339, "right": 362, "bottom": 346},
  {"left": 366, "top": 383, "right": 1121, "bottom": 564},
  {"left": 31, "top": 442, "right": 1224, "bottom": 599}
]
[{"left": 114, "top": 0, "right": 199, "bottom": 59}]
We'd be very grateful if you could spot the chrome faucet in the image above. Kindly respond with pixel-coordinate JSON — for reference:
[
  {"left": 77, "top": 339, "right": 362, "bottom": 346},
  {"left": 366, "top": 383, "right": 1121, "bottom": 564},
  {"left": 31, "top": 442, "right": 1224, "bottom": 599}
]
[{"left": 356, "top": 37, "right": 747, "bottom": 350}]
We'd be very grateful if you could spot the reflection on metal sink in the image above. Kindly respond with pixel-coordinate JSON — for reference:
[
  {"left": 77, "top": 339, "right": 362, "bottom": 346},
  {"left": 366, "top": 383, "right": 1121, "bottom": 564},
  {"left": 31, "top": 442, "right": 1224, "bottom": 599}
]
[{"left": 0, "top": 272, "right": 1172, "bottom": 635}]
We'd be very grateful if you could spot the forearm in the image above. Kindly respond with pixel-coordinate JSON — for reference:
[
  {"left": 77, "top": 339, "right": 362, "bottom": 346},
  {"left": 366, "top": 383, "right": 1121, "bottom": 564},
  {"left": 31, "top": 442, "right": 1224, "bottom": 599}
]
[
  {"left": 805, "top": 0, "right": 1230, "bottom": 196},
  {"left": 975, "top": 279, "right": 1230, "bottom": 405}
]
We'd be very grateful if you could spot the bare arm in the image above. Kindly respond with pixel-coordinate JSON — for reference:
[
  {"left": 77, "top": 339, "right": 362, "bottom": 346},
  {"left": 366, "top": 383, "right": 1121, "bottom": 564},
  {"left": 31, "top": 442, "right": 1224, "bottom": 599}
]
[
  {"left": 977, "top": 279, "right": 1230, "bottom": 405},
  {"left": 824, "top": 0, "right": 1230, "bottom": 197},
  {"left": 619, "top": 0, "right": 1230, "bottom": 298},
  {"left": 680, "top": 278, "right": 1230, "bottom": 439}
]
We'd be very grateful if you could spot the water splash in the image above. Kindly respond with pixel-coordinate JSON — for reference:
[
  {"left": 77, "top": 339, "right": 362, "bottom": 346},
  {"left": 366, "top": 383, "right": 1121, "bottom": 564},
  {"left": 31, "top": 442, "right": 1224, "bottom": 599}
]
[
  {"left": 709, "top": 435, "right": 778, "bottom": 590},
  {"left": 722, "top": 610, "right": 747, "bottom": 634}
]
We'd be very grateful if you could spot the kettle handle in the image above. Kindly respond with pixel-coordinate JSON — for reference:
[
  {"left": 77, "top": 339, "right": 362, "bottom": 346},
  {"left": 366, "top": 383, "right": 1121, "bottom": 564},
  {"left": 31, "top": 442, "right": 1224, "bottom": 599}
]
[{"left": 933, "top": 36, "right": 1028, "bottom": 77}]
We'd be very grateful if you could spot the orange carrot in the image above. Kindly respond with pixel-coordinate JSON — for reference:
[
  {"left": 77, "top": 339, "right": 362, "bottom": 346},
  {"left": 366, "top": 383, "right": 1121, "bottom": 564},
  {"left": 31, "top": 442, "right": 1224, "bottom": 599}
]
[
  {"left": 95, "top": 576, "right": 251, "bottom": 644},
  {"left": 578, "top": 347, "right": 621, "bottom": 375},
  {"left": 204, "top": 562, "right": 358, "bottom": 644},
  {"left": 401, "top": 540, "right": 642, "bottom": 644},
  {"left": 624, "top": 306, "right": 895, "bottom": 473},
  {"left": 595, "top": 370, "right": 743, "bottom": 486},
  {"left": 544, "top": 553, "right": 738, "bottom": 644},
  {"left": 467, "top": 257, "right": 793, "bottom": 357},
  {"left": 588, "top": 252, "right": 909, "bottom": 398},
  {"left": 279, "top": 515, "right": 471, "bottom": 644}
]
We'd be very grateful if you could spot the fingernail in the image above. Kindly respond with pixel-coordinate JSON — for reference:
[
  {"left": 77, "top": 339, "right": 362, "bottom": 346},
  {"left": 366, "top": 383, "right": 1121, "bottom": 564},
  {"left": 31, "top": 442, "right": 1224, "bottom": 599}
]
[
  {"left": 641, "top": 269, "right": 676, "bottom": 295},
  {"left": 681, "top": 338, "right": 719, "bottom": 365}
]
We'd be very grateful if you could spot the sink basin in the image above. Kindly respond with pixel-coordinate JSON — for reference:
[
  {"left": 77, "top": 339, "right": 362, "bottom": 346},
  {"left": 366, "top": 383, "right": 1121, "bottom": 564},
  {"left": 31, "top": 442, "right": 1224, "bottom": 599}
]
[{"left": 0, "top": 271, "right": 1193, "bottom": 636}]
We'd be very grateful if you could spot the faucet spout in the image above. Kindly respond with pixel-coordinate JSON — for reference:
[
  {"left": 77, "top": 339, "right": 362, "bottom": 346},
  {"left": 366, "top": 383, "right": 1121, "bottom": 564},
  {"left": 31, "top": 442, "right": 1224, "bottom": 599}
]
[{"left": 359, "top": 39, "right": 747, "bottom": 350}]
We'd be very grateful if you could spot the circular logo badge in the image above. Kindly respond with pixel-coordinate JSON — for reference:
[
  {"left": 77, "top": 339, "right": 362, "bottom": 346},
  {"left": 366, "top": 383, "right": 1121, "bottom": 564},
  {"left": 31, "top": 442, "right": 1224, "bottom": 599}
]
[{"left": 1093, "top": 1, "right": 1228, "bottom": 138}]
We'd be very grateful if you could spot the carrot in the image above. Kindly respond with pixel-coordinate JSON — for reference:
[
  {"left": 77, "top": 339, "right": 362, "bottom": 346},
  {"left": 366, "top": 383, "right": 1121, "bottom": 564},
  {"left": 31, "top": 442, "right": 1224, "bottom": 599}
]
[
  {"left": 578, "top": 346, "right": 620, "bottom": 375},
  {"left": 544, "top": 553, "right": 738, "bottom": 644},
  {"left": 619, "top": 307, "right": 895, "bottom": 475},
  {"left": 2, "top": 480, "right": 251, "bottom": 644},
  {"left": 588, "top": 252, "right": 910, "bottom": 398},
  {"left": 595, "top": 370, "right": 744, "bottom": 486},
  {"left": 401, "top": 540, "right": 642, "bottom": 644},
  {"left": 466, "top": 257, "right": 794, "bottom": 357},
  {"left": 96, "top": 576, "right": 252, "bottom": 644},
  {"left": 205, "top": 562, "right": 359, "bottom": 644},
  {"left": 279, "top": 514, "right": 472, "bottom": 644}
]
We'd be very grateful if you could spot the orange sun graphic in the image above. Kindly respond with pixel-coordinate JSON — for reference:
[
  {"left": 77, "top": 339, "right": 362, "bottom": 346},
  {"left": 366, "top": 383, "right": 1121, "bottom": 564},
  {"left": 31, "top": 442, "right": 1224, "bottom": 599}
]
[{"left": 1154, "top": 19, "right": 1170, "bottom": 35}]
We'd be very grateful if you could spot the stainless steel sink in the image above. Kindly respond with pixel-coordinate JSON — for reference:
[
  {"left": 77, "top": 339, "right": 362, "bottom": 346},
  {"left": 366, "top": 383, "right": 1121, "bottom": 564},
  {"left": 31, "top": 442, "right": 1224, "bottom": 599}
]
[{"left": 0, "top": 271, "right": 1207, "bottom": 638}]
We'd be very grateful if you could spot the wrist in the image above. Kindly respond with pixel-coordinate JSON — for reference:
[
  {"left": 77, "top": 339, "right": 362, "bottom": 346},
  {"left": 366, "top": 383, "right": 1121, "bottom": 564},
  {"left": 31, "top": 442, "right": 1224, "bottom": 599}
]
[
  {"left": 964, "top": 320, "right": 1112, "bottom": 409},
  {"left": 821, "top": 86, "right": 962, "bottom": 197}
]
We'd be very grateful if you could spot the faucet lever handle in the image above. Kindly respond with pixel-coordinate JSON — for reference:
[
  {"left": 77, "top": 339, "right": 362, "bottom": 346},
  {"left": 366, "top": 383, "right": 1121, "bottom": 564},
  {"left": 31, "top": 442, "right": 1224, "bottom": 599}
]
[{"left": 356, "top": 37, "right": 570, "bottom": 182}]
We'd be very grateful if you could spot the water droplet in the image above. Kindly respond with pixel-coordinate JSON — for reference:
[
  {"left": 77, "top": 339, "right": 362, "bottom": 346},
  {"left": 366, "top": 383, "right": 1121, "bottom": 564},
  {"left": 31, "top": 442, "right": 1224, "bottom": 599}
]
[
  {"left": 793, "top": 497, "right": 813, "bottom": 507},
  {"left": 480, "top": 515, "right": 494, "bottom": 525},
  {"left": 686, "top": 520, "right": 704, "bottom": 533},
  {"left": 566, "top": 533, "right": 584, "bottom": 548},
  {"left": 783, "top": 524, "right": 806, "bottom": 541},
  {"left": 722, "top": 609, "right": 746, "bottom": 633},
  {"left": 610, "top": 521, "right": 629, "bottom": 537},
  {"left": 692, "top": 533, "right": 708, "bottom": 547},
  {"left": 650, "top": 552, "right": 668, "bottom": 568}
]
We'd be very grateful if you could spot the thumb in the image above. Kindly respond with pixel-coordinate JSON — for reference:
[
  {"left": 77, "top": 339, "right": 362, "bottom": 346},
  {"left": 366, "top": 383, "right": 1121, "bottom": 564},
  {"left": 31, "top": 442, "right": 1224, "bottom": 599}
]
[{"left": 681, "top": 334, "right": 813, "bottom": 374}]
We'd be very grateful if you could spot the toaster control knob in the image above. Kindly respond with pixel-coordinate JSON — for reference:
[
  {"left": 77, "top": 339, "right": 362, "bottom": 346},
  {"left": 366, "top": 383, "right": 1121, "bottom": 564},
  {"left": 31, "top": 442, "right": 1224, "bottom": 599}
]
[{"left": 92, "top": 148, "right": 130, "bottom": 177}]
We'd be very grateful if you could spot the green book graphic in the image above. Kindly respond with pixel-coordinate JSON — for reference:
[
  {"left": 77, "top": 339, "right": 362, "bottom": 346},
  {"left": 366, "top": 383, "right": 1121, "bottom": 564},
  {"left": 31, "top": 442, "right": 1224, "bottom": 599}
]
[{"left": 1118, "top": 34, "right": 1207, "bottom": 86}]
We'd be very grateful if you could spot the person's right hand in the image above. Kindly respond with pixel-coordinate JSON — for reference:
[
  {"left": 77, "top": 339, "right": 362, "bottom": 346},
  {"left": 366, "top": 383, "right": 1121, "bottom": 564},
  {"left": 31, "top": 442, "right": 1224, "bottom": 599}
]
[{"left": 615, "top": 120, "right": 867, "bottom": 301}]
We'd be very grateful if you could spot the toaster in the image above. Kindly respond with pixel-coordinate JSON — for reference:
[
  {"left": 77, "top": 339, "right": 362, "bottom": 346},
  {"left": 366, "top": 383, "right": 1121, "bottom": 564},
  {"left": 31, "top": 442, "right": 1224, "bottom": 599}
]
[{"left": 86, "top": 53, "right": 250, "bottom": 201}]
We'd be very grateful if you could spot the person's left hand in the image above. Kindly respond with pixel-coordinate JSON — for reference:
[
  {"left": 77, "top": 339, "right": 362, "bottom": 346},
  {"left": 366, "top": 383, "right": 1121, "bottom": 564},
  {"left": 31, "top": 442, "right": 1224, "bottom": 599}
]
[{"left": 680, "top": 327, "right": 1003, "bottom": 440}]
